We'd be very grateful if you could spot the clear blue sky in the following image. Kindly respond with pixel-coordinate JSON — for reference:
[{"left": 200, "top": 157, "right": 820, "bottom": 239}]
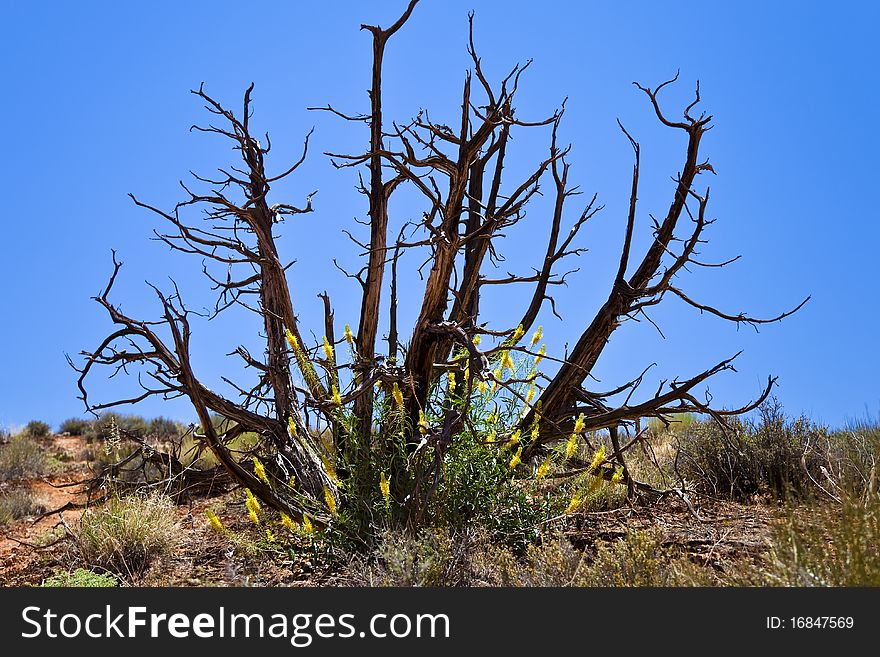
[{"left": 0, "top": 1, "right": 876, "bottom": 431}]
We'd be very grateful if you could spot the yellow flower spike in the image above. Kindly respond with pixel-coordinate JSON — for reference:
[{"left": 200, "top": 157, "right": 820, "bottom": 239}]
[
  {"left": 501, "top": 350, "right": 514, "bottom": 373},
  {"left": 486, "top": 430, "right": 496, "bottom": 444},
  {"left": 490, "top": 380, "right": 499, "bottom": 395},
  {"left": 565, "top": 492, "right": 584, "bottom": 514},
  {"left": 448, "top": 371, "right": 457, "bottom": 394},
  {"left": 588, "top": 471, "right": 604, "bottom": 494},
  {"left": 506, "top": 429, "right": 521, "bottom": 449},
  {"left": 392, "top": 382, "right": 404, "bottom": 410},
  {"left": 472, "top": 334, "right": 482, "bottom": 346},
  {"left": 477, "top": 380, "right": 488, "bottom": 394},
  {"left": 379, "top": 472, "right": 391, "bottom": 501},
  {"left": 344, "top": 323, "right": 354, "bottom": 346},
  {"left": 418, "top": 410, "right": 428, "bottom": 435},
  {"left": 463, "top": 359, "right": 470, "bottom": 383},
  {"left": 252, "top": 456, "right": 269, "bottom": 485},
  {"left": 611, "top": 466, "right": 625, "bottom": 486},
  {"left": 589, "top": 445, "right": 607, "bottom": 472},
  {"left": 564, "top": 433, "right": 578, "bottom": 461},
  {"left": 509, "top": 446, "right": 523, "bottom": 470},
  {"left": 536, "top": 454, "right": 553, "bottom": 480},
  {"left": 530, "top": 326, "right": 543, "bottom": 347},
  {"left": 324, "top": 485, "right": 338, "bottom": 516},
  {"left": 322, "top": 336, "right": 335, "bottom": 362},
  {"left": 288, "top": 475, "right": 296, "bottom": 489},
  {"left": 244, "top": 489, "right": 261, "bottom": 525},
  {"left": 331, "top": 385, "right": 342, "bottom": 406},
  {"left": 535, "top": 344, "right": 546, "bottom": 367},
  {"left": 287, "top": 416, "right": 298, "bottom": 439},
  {"left": 266, "top": 528, "right": 276, "bottom": 543},
  {"left": 320, "top": 454, "right": 339, "bottom": 486},
  {"left": 530, "top": 420, "right": 540, "bottom": 443},
  {"left": 302, "top": 515, "right": 314, "bottom": 534},
  {"left": 573, "top": 412, "right": 586, "bottom": 435},
  {"left": 525, "top": 382, "right": 536, "bottom": 405},
  {"left": 512, "top": 324, "right": 525, "bottom": 343},
  {"left": 205, "top": 510, "right": 224, "bottom": 533},
  {"left": 285, "top": 328, "right": 299, "bottom": 351},
  {"left": 280, "top": 512, "right": 297, "bottom": 532}
]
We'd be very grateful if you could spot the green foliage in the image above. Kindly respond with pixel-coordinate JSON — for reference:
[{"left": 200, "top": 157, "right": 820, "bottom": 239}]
[
  {"left": 72, "top": 492, "right": 180, "bottom": 579},
  {"left": 58, "top": 417, "right": 92, "bottom": 436},
  {"left": 0, "top": 435, "right": 50, "bottom": 481},
  {"left": 25, "top": 420, "right": 51, "bottom": 438},
  {"left": 41, "top": 568, "right": 118, "bottom": 588},
  {"left": 0, "top": 488, "right": 44, "bottom": 525}
]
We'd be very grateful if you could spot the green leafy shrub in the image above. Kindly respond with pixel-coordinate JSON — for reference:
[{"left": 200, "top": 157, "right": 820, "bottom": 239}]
[
  {"left": 0, "top": 436, "right": 49, "bottom": 481},
  {"left": 0, "top": 488, "right": 45, "bottom": 524},
  {"left": 25, "top": 420, "right": 51, "bottom": 438},
  {"left": 72, "top": 492, "right": 180, "bottom": 579},
  {"left": 58, "top": 417, "right": 93, "bottom": 436},
  {"left": 41, "top": 568, "right": 118, "bottom": 587}
]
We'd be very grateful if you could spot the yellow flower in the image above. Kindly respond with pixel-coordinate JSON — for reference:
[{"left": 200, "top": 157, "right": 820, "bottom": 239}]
[
  {"left": 302, "top": 515, "right": 314, "bottom": 534},
  {"left": 287, "top": 416, "right": 298, "bottom": 439},
  {"left": 534, "top": 344, "right": 546, "bottom": 367},
  {"left": 472, "top": 334, "right": 482, "bottom": 346},
  {"left": 486, "top": 430, "right": 496, "bottom": 444},
  {"left": 463, "top": 359, "right": 470, "bottom": 383},
  {"left": 530, "top": 420, "right": 540, "bottom": 443},
  {"left": 536, "top": 454, "right": 553, "bottom": 480},
  {"left": 245, "top": 489, "right": 260, "bottom": 525},
  {"left": 392, "top": 382, "right": 404, "bottom": 410},
  {"left": 379, "top": 472, "right": 390, "bottom": 501},
  {"left": 565, "top": 492, "right": 584, "bottom": 514},
  {"left": 512, "top": 324, "right": 525, "bottom": 343},
  {"left": 322, "top": 336, "right": 335, "bottom": 362},
  {"left": 324, "top": 485, "right": 338, "bottom": 516},
  {"left": 288, "top": 475, "right": 297, "bottom": 489},
  {"left": 344, "top": 323, "right": 354, "bottom": 346},
  {"left": 509, "top": 446, "right": 523, "bottom": 470},
  {"left": 321, "top": 454, "right": 339, "bottom": 485},
  {"left": 573, "top": 412, "right": 586, "bottom": 435},
  {"left": 418, "top": 410, "right": 428, "bottom": 435},
  {"left": 477, "top": 380, "right": 488, "bottom": 394},
  {"left": 285, "top": 328, "right": 299, "bottom": 351},
  {"left": 506, "top": 429, "right": 521, "bottom": 448},
  {"left": 266, "top": 528, "right": 276, "bottom": 543},
  {"left": 280, "top": 512, "right": 297, "bottom": 532},
  {"left": 205, "top": 510, "right": 224, "bottom": 533},
  {"left": 331, "top": 385, "right": 342, "bottom": 406},
  {"left": 530, "top": 326, "right": 543, "bottom": 347},
  {"left": 525, "top": 382, "right": 536, "bottom": 405},
  {"left": 448, "top": 371, "right": 456, "bottom": 394},
  {"left": 589, "top": 445, "right": 607, "bottom": 472},
  {"left": 611, "top": 466, "right": 625, "bottom": 486},
  {"left": 501, "top": 350, "right": 514, "bottom": 373},
  {"left": 252, "top": 456, "right": 269, "bottom": 485},
  {"left": 588, "top": 471, "right": 604, "bottom": 494},
  {"left": 564, "top": 433, "right": 578, "bottom": 461}
]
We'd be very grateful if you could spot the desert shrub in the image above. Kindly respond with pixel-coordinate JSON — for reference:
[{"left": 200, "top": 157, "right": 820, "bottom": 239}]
[
  {"left": 58, "top": 417, "right": 93, "bottom": 436},
  {"left": 0, "top": 436, "right": 49, "bottom": 481},
  {"left": 72, "top": 492, "right": 180, "bottom": 579},
  {"left": 25, "top": 420, "right": 51, "bottom": 438},
  {"left": 760, "top": 494, "right": 880, "bottom": 586},
  {"left": 673, "top": 401, "right": 828, "bottom": 501},
  {"left": 41, "top": 568, "right": 118, "bottom": 588},
  {"left": 147, "top": 416, "right": 185, "bottom": 440},
  {"left": 84, "top": 413, "right": 149, "bottom": 442},
  {"left": 0, "top": 488, "right": 45, "bottom": 524}
]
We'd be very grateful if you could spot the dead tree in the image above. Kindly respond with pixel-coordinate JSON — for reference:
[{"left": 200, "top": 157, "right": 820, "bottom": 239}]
[{"left": 74, "top": 0, "right": 807, "bottom": 526}]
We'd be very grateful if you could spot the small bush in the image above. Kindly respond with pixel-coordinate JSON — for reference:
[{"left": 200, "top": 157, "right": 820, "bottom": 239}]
[
  {"left": 25, "top": 420, "right": 51, "bottom": 438},
  {"left": 147, "top": 416, "right": 185, "bottom": 440},
  {"left": 58, "top": 417, "right": 93, "bottom": 436},
  {"left": 42, "top": 568, "right": 118, "bottom": 588},
  {"left": 0, "top": 436, "right": 49, "bottom": 481},
  {"left": 72, "top": 492, "right": 180, "bottom": 579},
  {"left": 673, "top": 401, "right": 827, "bottom": 501},
  {"left": 0, "top": 489, "right": 45, "bottom": 525}
]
